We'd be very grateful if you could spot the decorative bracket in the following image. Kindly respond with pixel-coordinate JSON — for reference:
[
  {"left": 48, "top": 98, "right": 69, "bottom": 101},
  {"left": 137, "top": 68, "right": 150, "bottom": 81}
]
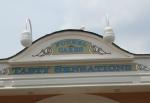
[{"left": 136, "top": 64, "right": 150, "bottom": 71}]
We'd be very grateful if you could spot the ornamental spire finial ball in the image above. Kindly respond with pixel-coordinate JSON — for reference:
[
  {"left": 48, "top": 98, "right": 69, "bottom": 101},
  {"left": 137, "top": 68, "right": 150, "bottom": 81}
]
[
  {"left": 21, "top": 18, "right": 32, "bottom": 47},
  {"left": 103, "top": 15, "right": 115, "bottom": 43}
]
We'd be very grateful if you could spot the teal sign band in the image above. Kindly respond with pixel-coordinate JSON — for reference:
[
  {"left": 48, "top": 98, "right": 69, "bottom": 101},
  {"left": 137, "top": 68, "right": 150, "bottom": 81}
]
[
  {"left": 52, "top": 39, "right": 91, "bottom": 54},
  {"left": 10, "top": 64, "right": 133, "bottom": 75}
]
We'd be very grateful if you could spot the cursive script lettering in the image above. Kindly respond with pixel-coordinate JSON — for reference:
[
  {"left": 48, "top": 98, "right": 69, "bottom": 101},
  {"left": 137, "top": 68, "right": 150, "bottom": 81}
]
[
  {"left": 91, "top": 45, "right": 111, "bottom": 55},
  {"left": 32, "top": 46, "right": 52, "bottom": 57}
]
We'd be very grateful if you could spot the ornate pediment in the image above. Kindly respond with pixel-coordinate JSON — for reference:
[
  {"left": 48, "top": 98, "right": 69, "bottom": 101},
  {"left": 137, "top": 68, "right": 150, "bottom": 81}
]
[
  {"left": 8, "top": 30, "right": 134, "bottom": 64},
  {"left": 32, "top": 39, "right": 111, "bottom": 57}
]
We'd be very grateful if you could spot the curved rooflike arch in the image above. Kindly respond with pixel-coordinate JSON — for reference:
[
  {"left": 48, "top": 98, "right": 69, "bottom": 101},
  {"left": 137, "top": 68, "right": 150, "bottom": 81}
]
[
  {"left": 36, "top": 94, "right": 119, "bottom": 103},
  {"left": 0, "top": 29, "right": 150, "bottom": 61}
]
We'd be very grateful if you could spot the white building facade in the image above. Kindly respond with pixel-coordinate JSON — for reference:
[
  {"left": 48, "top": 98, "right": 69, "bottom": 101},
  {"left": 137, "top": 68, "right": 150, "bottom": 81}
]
[{"left": 0, "top": 29, "right": 150, "bottom": 103}]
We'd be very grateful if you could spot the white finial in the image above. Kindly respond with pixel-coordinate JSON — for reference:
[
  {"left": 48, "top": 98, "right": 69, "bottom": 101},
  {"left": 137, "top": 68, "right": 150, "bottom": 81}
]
[
  {"left": 106, "top": 14, "right": 110, "bottom": 26},
  {"left": 103, "top": 15, "right": 115, "bottom": 43},
  {"left": 26, "top": 18, "right": 32, "bottom": 35},
  {"left": 20, "top": 18, "right": 33, "bottom": 47}
]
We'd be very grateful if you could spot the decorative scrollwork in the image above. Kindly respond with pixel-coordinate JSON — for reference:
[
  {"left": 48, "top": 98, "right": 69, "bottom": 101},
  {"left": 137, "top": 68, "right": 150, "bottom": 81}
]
[
  {"left": 91, "top": 45, "right": 111, "bottom": 55},
  {"left": 32, "top": 39, "right": 111, "bottom": 57},
  {"left": 136, "top": 64, "right": 150, "bottom": 71},
  {"left": 32, "top": 46, "right": 52, "bottom": 57}
]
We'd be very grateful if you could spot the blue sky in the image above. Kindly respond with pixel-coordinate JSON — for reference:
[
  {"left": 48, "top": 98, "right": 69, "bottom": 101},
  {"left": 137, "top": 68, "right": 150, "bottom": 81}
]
[{"left": 0, "top": 0, "right": 150, "bottom": 58}]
